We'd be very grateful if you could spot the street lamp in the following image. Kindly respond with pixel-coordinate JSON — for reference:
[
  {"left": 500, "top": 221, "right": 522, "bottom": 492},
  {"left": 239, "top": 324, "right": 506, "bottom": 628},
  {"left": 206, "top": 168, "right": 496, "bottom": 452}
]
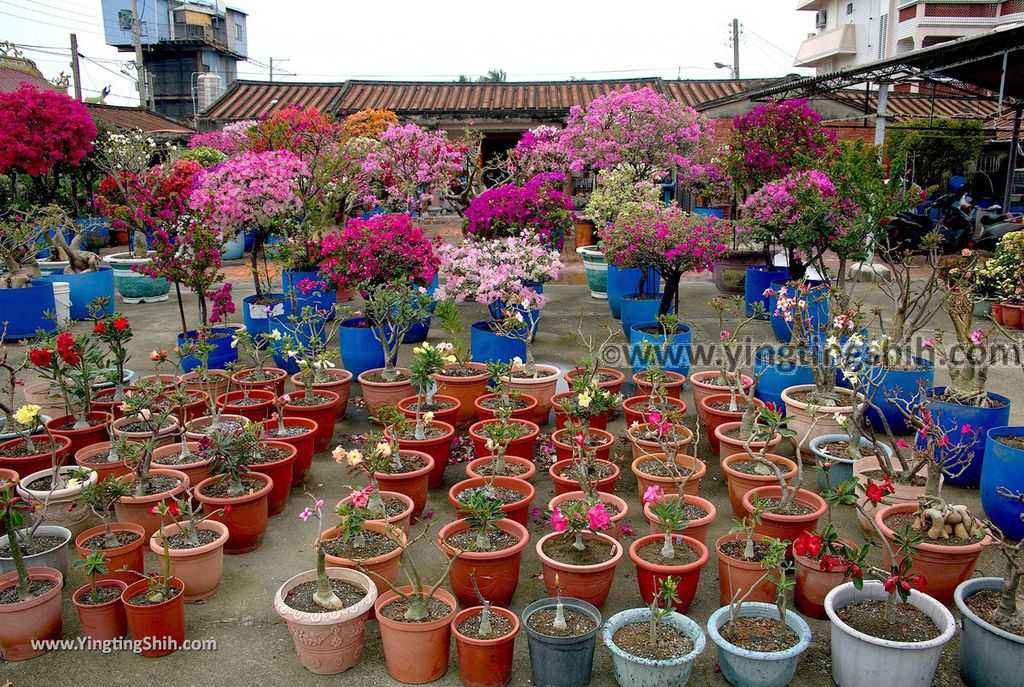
[{"left": 714, "top": 62, "right": 737, "bottom": 79}]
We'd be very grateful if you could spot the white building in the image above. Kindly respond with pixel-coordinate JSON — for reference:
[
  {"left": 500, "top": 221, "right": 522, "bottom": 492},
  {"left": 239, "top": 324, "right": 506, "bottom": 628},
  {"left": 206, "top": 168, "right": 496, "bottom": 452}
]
[{"left": 795, "top": 0, "right": 1024, "bottom": 72}]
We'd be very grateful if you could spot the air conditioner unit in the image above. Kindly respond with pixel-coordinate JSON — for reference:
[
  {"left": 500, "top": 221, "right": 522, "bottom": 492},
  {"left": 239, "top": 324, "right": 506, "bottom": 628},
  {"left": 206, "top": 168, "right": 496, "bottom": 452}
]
[
  {"left": 815, "top": 10, "right": 828, "bottom": 29},
  {"left": 118, "top": 9, "right": 133, "bottom": 30}
]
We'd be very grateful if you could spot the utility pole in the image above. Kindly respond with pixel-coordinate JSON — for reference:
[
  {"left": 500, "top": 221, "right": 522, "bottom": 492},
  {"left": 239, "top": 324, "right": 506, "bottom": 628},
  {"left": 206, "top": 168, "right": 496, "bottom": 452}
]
[
  {"left": 129, "top": 0, "right": 147, "bottom": 108},
  {"left": 731, "top": 18, "right": 741, "bottom": 79},
  {"left": 69, "top": 33, "right": 82, "bottom": 100},
  {"left": 269, "top": 57, "right": 289, "bottom": 82}
]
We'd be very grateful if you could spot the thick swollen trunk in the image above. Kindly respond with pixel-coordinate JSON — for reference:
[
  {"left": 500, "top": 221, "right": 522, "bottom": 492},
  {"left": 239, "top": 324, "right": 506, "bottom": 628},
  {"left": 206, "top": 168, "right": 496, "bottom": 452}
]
[{"left": 3, "top": 517, "right": 31, "bottom": 601}]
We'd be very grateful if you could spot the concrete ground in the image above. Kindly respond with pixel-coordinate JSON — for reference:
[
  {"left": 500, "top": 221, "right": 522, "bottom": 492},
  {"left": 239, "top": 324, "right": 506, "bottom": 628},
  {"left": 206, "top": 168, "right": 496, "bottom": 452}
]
[{"left": 3, "top": 261, "right": 1021, "bottom": 686}]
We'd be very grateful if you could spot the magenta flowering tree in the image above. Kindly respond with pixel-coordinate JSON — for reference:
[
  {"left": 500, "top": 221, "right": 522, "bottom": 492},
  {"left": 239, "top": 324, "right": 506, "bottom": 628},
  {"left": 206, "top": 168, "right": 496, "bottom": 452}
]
[
  {"left": 319, "top": 213, "right": 438, "bottom": 290},
  {"left": 726, "top": 99, "right": 836, "bottom": 191},
  {"left": 464, "top": 172, "right": 575, "bottom": 250},
  {"left": 504, "top": 125, "right": 571, "bottom": 182},
  {"left": 363, "top": 123, "right": 466, "bottom": 213},
  {"left": 0, "top": 84, "right": 96, "bottom": 178},
  {"left": 600, "top": 204, "right": 728, "bottom": 315},
  {"left": 187, "top": 120, "right": 256, "bottom": 155},
  {"left": 189, "top": 150, "right": 310, "bottom": 298}
]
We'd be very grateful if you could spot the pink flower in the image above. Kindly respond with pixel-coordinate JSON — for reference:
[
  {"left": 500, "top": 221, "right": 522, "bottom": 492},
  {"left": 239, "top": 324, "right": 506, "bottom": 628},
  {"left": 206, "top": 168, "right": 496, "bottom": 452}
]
[
  {"left": 350, "top": 487, "right": 370, "bottom": 509},
  {"left": 642, "top": 485, "right": 664, "bottom": 504},
  {"left": 587, "top": 503, "right": 611, "bottom": 531},
  {"left": 720, "top": 329, "right": 731, "bottom": 341},
  {"left": 896, "top": 439, "right": 909, "bottom": 448},
  {"left": 922, "top": 337, "right": 935, "bottom": 349},
  {"left": 550, "top": 507, "right": 568, "bottom": 533},
  {"left": 299, "top": 507, "right": 313, "bottom": 522},
  {"left": 970, "top": 329, "right": 985, "bottom": 346},
  {"left": 646, "top": 411, "right": 662, "bottom": 426}
]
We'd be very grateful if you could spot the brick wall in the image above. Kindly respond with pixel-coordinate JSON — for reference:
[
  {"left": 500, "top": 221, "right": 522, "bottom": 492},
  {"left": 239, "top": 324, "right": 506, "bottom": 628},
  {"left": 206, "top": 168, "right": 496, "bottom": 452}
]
[{"left": 924, "top": 2, "right": 998, "bottom": 17}]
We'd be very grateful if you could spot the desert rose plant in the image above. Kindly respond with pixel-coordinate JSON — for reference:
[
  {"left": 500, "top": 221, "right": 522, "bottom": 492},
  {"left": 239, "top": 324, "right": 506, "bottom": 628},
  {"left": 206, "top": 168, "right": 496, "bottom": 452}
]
[
  {"left": 0, "top": 484, "right": 36, "bottom": 601},
  {"left": 361, "top": 284, "right": 434, "bottom": 383},
  {"left": 549, "top": 494, "right": 612, "bottom": 552},
  {"left": 408, "top": 342, "right": 456, "bottom": 439},
  {"left": 81, "top": 476, "right": 133, "bottom": 548}
]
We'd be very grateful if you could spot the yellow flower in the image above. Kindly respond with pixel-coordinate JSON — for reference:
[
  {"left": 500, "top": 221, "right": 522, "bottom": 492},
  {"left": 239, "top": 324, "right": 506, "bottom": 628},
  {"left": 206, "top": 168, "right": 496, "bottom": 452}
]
[
  {"left": 13, "top": 404, "right": 41, "bottom": 426},
  {"left": 346, "top": 449, "right": 363, "bottom": 466},
  {"left": 577, "top": 392, "right": 592, "bottom": 409},
  {"left": 443, "top": 355, "right": 457, "bottom": 364},
  {"left": 422, "top": 411, "right": 434, "bottom": 425}
]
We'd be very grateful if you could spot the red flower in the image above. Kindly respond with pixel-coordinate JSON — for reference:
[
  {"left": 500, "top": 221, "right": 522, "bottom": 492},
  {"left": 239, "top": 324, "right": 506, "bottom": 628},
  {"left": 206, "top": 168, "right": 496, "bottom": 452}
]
[
  {"left": 58, "top": 349, "right": 81, "bottom": 366},
  {"left": 147, "top": 505, "right": 160, "bottom": 515},
  {"left": 113, "top": 317, "right": 129, "bottom": 331},
  {"left": 93, "top": 322, "right": 106, "bottom": 334},
  {"left": 55, "top": 332, "right": 75, "bottom": 352},
  {"left": 883, "top": 575, "right": 902, "bottom": 594},
  {"left": 865, "top": 482, "right": 886, "bottom": 503},
  {"left": 28, "top": 348, "right": 52, "bottom": 367},
  {"left": 793, "top": 531, "right": 822, "bottom": 558},
  {"left": 223, "top": 504, "right": 233, "bottom": 514},
  {"left": 166, "top": 501, "right": 180, "bottom": 516}
]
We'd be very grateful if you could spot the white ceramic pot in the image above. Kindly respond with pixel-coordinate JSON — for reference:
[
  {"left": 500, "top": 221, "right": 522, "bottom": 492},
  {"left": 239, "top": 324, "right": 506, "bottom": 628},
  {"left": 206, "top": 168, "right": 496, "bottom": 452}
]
[{"left": 16, "top": 465, "right": 98, "bottom": 537}]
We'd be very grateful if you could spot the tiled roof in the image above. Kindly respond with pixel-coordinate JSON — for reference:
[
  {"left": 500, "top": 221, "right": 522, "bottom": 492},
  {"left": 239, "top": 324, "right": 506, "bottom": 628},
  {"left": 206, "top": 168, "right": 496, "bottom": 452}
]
[
  {"left": 663, "top": 79, "right": 777, "bottom": 108},
  {"left": 0, "top": 63, "right": 58, "bottom": 94},
  {"left": 86, "top": 103, "right": 194, "bottom": 134},
  {"left": 202, "top": 81, "right": 348, "bottom": 120},
  {"left": 829, "top": 90, "right": 1001, "bottom": 120}
]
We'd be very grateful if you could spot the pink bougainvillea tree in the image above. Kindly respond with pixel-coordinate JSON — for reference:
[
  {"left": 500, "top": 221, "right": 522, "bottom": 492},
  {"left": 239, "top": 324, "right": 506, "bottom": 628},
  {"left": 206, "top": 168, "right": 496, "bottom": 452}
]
[
  {"left": 463, "top": 172, "right": 575, "bottom": 250},
  {"left": 319, "top": 213, "right": 438, "bottom": 290},
  {"left": 0, "top": 83, "right": 96, "bottom": 179},
  {"left": 187, "top": 120, "right": 256, "bottom": 155},
  {"left": 504, "top": 125, "right": 572, "bottom": 182},
  {"left": 362, "top": 123, "right": 466, "bottom": 213}
]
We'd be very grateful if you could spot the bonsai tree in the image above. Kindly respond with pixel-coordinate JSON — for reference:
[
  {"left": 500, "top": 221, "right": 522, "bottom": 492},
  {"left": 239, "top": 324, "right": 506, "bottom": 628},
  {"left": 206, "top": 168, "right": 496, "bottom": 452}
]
[
  {"left": 320, "top": 213, "right": 439, "bottom": 294},
  {"left": 230, "top": 328, "right": 280, "bottom": 391},
  {"left": 341, "top": 108, "right": 398, "bottom": 140},
  {"left": 489, "top": 288, "right": 547, "bottom": 377},
  {"left": 583, "top": 165, "right": 663, "bottom": 227},
  {"left": 151, "top": 485, "right": 228, "bottom": 549},
  {"left": 81, "top": 476, "right": 133, "bottom": 548},
  {"left": 116, "top": 382, "right": 186, "bottom": 497},
  {"left": 711, "top": 296, "right": 767, "bottom": 430},
  {"left": 335, "top": 441, "right": 395, "bottom": 514},
  {"left": 299, "top": 494, "right": 358, "bottom": 611},
  {"left": 549, "top": 490, "right": 612, "bottom": 552},
  {"left": 457, "top": 489, "right": 506, "bottom": 552},
  {"left": 361, "top": 283, "right": 433, "bottom": 383},
  {"left": 475, "top": 405, "right": 525, "bottom": 478},
  {"left": 0, "top": 483, "right": 35, "bottom": 601},
  {"left": 741, "top": 404, "right": 809, "bottom": 513},
  {"left": 74, "top": 550, "right": 111, "bottom": 604},
  {"left": 0, "top": 323, "right": 26, "bottom": 431},
  {"left": 276, "top": 303, "right": 348, "bottom": 403},
  {"left": 433, "top": 301, "right": 477, "bottom": 373},
  {"left": 981, "top": 508, "right": 1024, "bottom": 634},
  {"left": 463, "top": 173, "right": 575, "bottom": 250}
]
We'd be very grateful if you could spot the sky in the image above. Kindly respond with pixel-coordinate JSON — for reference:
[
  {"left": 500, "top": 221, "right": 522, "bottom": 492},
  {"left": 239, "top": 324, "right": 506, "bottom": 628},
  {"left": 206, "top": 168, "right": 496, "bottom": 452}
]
[{"left": 2, "top": 0, "right": 817, "bottom": 107}]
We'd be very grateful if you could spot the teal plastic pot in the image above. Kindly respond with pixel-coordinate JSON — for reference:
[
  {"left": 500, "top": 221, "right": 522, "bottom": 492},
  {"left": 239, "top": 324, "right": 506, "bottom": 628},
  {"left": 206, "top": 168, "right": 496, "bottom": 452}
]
[
  {"left": 707, "top": 603, "right": 810, "bottom": 687},
  {"left": 954, "top": 577, "right": 1024, "bottom": 687},
  {"left": 221, "top": 231, "right": 244, "bottom": 259},
  {"left": 103, "top": 252, "right": 171, "bottom": 304},
  {"left": 523, "top": 597, "right": 601, "bottom": 687},
  {"left": 577, "top": 246, "right": 607, "bottom": 299},
  {"left": 810, "top": 434, "right": 893, "bottom": 491},
  {"left": 602, "top": 608, "right": 705, "bottom": 687}
]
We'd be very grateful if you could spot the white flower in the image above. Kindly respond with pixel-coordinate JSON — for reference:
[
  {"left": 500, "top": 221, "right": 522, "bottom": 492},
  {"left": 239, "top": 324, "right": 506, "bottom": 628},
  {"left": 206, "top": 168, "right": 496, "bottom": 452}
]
[
  {"left": 577, "top": 392, "right": 592, "bottom": 409},
  {"left": 833, "top": 413, "right": 849, "bottom": 427},
  {"left": 268, "top": 329, "right": 283, "bottom": 341},
  {"left": 375, "top": 441, "right": 392, "bottom": 457},
  {"left": 422, "top": 411, "right": 434, "bottom": 425},
  {"left": 512, "top": 356, "right": 523, "bottom": 367}
]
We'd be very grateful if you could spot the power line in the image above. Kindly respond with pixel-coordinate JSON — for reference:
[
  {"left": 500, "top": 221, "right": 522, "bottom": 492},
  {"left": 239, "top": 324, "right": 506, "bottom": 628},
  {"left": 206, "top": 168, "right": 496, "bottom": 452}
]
[
  {"left": 0, "top": 9, "right": 107, "bottom": 36},
  {"left": 0, "top": 0, "right": 107, "bottom": 29},
  {"left": 79, "top": 53, "right": 137, "bottom": 84},
  {"left": 34, "top": 0, "right": 108, "bottom": 21},
  {"left": 746, "top": 29, "right": 799, "bottom": 61}
]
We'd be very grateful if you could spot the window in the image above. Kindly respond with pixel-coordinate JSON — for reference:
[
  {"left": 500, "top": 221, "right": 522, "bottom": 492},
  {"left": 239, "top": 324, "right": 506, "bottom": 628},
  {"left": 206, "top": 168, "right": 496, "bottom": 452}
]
[
  {"left": 847, "top": 2, "right": 854, "bottom": 14},
  {"left": 235, "top": 23, "right": 243, "bottom": 40}
]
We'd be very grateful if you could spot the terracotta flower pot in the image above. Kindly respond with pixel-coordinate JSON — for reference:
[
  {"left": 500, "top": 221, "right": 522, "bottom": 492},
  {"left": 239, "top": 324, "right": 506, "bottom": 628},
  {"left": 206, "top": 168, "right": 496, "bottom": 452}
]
[
  {"left": 714, "top": 421, "right": 783, "bottom": 463},
  {"left": 157, "top": 389, "right": 209, "bottom": 426},
  {"left": 250, "top": 440, "right": 298, "bottom": 515},
  {"left": 721, "top": 453, "right": 798, "bottom": 519},
  {"left": 433, "top": 362, "right": 490, "bottom": 427},
  {"left": 399, "top": 394, "right": 462, "bottom": 426},
  {"left": 536, "top": 531, "right": 623, "bottom": 608},
  {"left": 439, "top": 518, "right": 530, "bottom": 608},
  {"left": 551, "top": 391, "right": 612, "bottom": 431},
  {"left": 261, "top": 417, "right": 318, "bottom": 487},
  {"left": 465, "top": 455, "right": 537, "bottom": 482},
  {"left": 689, "top": 370, "right": 752, "bottom": 424},
  {"left": 564, "top": 366, "right": 625, "bottom": 394},
  {"left": 0, "top": 435, "right": 72, "bottom": 478},
  {"left": 74, "top": 441, "right": 132, "bottom": 482},
  {"left": 74, "top": 522, "right": 147, "bottom": 584},
  {"left": 781, "top": 384, "right": 863, "bottom": 458},
  {"left": 630, "top": 453, "right": 706, "bottom": 500},
  {"left": 549, "top": 458, "right": 621, "bottom": 497},
  {"left": 741, "top": 485, "right": 828, "bottom": 545},
  {"left": 1002, "top": 302, "right": 1024, "bottom": 329},
  {"left": 621, "top": 395, "right": 687, "bottom": 427},
  {"left": 322, "top": 520, "right": 407, "bottom": 599},
  {"left": 182, "top": 413, "right": 250, "bottom": 441},
  {"left": 551, "top": 427, "right": 615, "bottom": 463},
  {"left": 700, "top": 393, "right": 764, "bottom": 455},
  {"left": 448, "top": 476, "right": 536, "bottom": 528},
  {"left": 549, "top": 490, "right": 629, "bottom": 539},
  {"left": 386, "top": 420, "right": 455, "bottom": 490},
  {"left": 357, "top": 367, "right": 414, "bottom": 418},
  {"left": 715, "top": 532, "right": 778, "bottom": 605},
  {"left": 114, "top": 468, "right": 189, "bottom": 541},
  {"left": 111, "top": 413, "right": 180, "bottom": 448},
  {"left": 231, "top": 366, "right": 287, "bottom": 396},
  {"left": 0, "top": 467, "right": 15, "bottom": 485},
  {"left": 643, "top": 493, "right": 717, "bottom": 546},
  {"left": 451, "top": 605, "right": 520, "bottom": 687},
  {"left": 468, "top": 419, "right": 540, "bottom": 461},
  {"left": 133, "top": 373, "right": 180, "bottom": 388},
  {"left": 631, "top": 370, "right": 686, "bottom": 399},
  {"left": 120, "top": 576, "right": 185, "bottom": 657},
  {"left": 509, "top": 364, "right": 561, "bottom": 425},
  {"left": 72, "top": 579, "right": 128, "bottom": 641},
  {"left": 216, "top": 389, "right": 276, "bottom": 423},
  {"left": 626, "top": 423, "right": 694, "bottom": 461},
  {"left": 90, "top": 387, "right": 126, "bottom": 420},
  {"left": 150, "top": 519, "right": 229, "bottom": 603},
  {"left": 375, "top": 585, "right": 458, "bottom": 684},
  {"left": 336, "top": 490, "right": 414, "bottom": 536},
  {"left": 274, "top": 567, "right": 377, "bottom": 675},
  {"left": 195, "top": 472, "right": 273, "bottom": 554},
  {"left": 793, "top": 537, "right": 856, "bottom": 618},
  {"left": 45, "top": 411, "right": 111, "bottom": 457},
  {"left": 374, "top": 450, "right": 434, "bottom": 517},
  {"left": 875, "top": 501, "right": 990, "bottom": 605},
  {"left": 150, "top": 442, "right": 211, "bottom": 488},
  {"left": 853, "top": 455, "right": 938, "bottom": 540},
  {"left": 23, "top": 381, "right": 66, "bottom": 417},
  {"left": 473, "top": 393, "right": 538, "bottom": 422},
  {"left": 180, "top": 369, "right": 231, "bottom": 403},
  {"left": 290, "top": 369, "right": 352, "bottom": 420},
  {"left": 629, "top": 533, "right": 708, "bottom": 613},
  {"left": 0, "top": 566, "right": 64, "bottom": 661},
  {"left": 283, "top": 389, "right": 341, "bottom": 452}
]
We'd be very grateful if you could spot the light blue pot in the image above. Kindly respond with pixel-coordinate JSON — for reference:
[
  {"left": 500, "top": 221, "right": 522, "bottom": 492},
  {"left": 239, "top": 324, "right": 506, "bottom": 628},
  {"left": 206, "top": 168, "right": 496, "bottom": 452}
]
[
  {"left": 602, "top": 608, "right": 705, "bottom": 687},
  {"left": 954, "top": 578, "right": 1024, "bottom": 687},
  {"left": 707, "top": 603, "right": 810, "bottom": 687},
  {"left": 221, "top": 232, "right": 244, "bottom": 260},
  {"left": 810, "top": 433, "right": 893, "bottom": 491}
]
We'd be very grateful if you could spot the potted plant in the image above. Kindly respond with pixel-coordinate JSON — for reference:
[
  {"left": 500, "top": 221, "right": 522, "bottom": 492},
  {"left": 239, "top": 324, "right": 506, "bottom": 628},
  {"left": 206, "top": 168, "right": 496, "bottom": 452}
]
[
  {"left": 550, "top": 422, "right": 621, "bottom": 497},
  {"left": 274, "top": 495, "right": 378, "bottom": 675},
  {"left": 262, "top": 413, "right": 317, "bottom": 488},
  {"left": 339, "top": 437, "right": 434, "bottom": 518},
  {"left": 715, "top": 503, "right": 778, "bottom": 606},
  {"left": 277, "top": 303, "right": 349, "bottom": 422},
  {"left": 148, "top": 485, "right": 230, "bottom": 602},
  {"left": 628, "top": 418, "right": 703, "bottom": 500},
  {"left": 431, "top": 302, "right": 491, "bottom": 427},
  {"left": 75, "top": 475, "right": 145, "bottom": 583},
  {"left": 228, "top": 328, "right": 288, "bottom": 396},
  {"left": 451, "top": 575, "right": 520, "bottom": 687},
  {"left": 707, "top": 537, "right": 811, "bottom": 687},
  {"left": 120, "top": 534, "right": 186, "bottom": 657},
  {"left": 71, "top": 550, "right": 127, "bottom": 640},
  {"left": 448, "top": 463, "right": 537, "bottom": 529},
  {"left": 602, "top": 578, "right": 707, "bottom": 687},
  {"left": 439, "top": 489, "right": 530, "bottom": 607},
  {"left": 474, "top": 359, "right": 538, "bottom": 422},
  {"left": 469, "top": 415, "right": 541, "bottom": 463},
  {"left": 521, "top": 575, "right": 602, "bottom": 687}
]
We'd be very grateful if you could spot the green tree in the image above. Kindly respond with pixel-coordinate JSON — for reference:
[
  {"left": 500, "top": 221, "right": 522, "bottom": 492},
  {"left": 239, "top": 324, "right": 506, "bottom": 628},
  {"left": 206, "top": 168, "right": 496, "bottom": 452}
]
[{"left": 886, "top": 117, "right": 986, "bottom": 188}]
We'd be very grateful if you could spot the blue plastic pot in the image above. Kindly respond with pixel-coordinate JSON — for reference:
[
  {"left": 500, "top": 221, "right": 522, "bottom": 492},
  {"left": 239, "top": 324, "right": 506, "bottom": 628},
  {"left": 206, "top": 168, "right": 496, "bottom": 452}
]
[
  {"left": 281, "top": 269, "right": 337, "bottom": 318},
  {"left": 981, "top": 426, "right": 1024, "bottom": 540},
  {"left": 270, "top": 311, "right": 326, "bottom": 374},
  {"left": 402, "top": 274, "right": 439, "bottom": 344},
  {"left": 607, "top": 265, "right": 659, "bottom": 319},
  {"left": 810, "top": 433, "right": 894, "bottom": 492},
  {"left": 38, "top": 266, "right": 114, "bottom": 320},
  {"left": 629, "top": 321, "right": 691, "bottom": 377},
  {"left": 752, "top": 348, "right": 814, "bottom": 413},
  {"left": 176, "top": 327, "right": 238, "bottom": 373},
  {"left": 602, "top": 608, "right": 705, "bottom": 687},
  {"left": 744, "top": 266, "right": 789, "bottom": 318},
  {"left": 707, "top": 603, "right": 810, "bottom": 687},
  {"left": 222, "top": 232, "right": 245, "bottom": 260},
  {"left": 242, "top": 293, "right": 289, "bottom": 339},
  {"left": 768, "top": 280, "right": 829, "bottom": 344},
  {"left": 1, "top": 282, "right": 58, "bottom": 339},
  {"left": 620, "top": 294, "right": 667, "bottom": 340},
  {"left": 76, "top": 217, "right": 110, "bottom": 250},
  {"left": 242, "top": 229, "right": 257, "bottom": 252},
  {"left": 470, "top": 321, "right": 526, "bottom": 365},
  {"left": 523, "top": 597, "right": 601, "bottom": 687},
  {"left": 489, "top": 282, "right": 544, "bottom": 325},
  {"left": 926, "top": 387, "right": 1011, "bottom": 487},
  {"left": 856, "top": 357, "right": 935, "bottom": 435},
  {"left": 338, "top": 317, "right": 385, "bottom": 379}
]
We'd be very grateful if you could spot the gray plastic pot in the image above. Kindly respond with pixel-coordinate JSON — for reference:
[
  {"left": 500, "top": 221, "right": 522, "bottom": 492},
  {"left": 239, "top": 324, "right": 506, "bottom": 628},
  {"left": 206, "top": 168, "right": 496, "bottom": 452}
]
[
  {"left": 602, "top": 607, "right": 705, "bottom": 686},
  {"left": 810, "top": 433, "right": 892, "bottom": 491},
  {"left": 824, "top": 580, "right": 955, "bottom": 687},
  {"left": 954, "top": 577, "right": 1024, "bottom": 686},
  {"left": 523, "top": 597, "right": 601, "bottom": 687},
  {"left": 706, "top": 602, "right": 811, "bottom": 687},
  {"left": 0, "top": 525, "right": 72, "bottom": 580}
]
